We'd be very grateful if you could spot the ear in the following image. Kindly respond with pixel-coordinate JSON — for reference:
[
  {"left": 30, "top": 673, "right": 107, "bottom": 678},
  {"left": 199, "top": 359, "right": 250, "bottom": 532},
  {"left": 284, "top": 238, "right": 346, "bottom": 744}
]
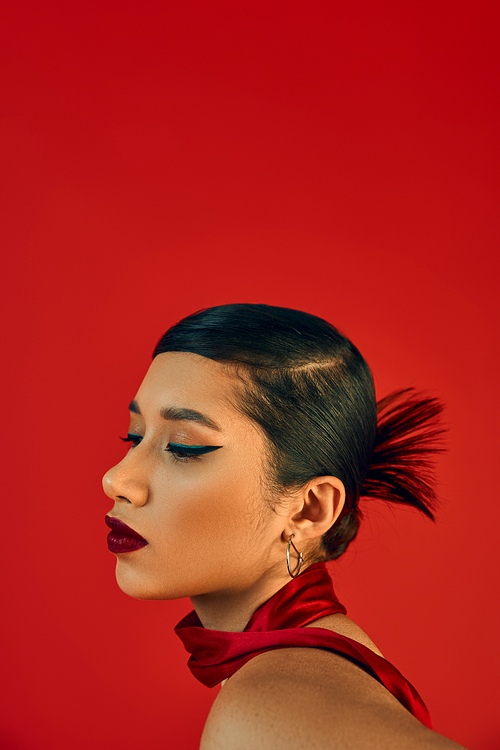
[{"left": 285, "top": 476, "right": 346, "bottom": 543}]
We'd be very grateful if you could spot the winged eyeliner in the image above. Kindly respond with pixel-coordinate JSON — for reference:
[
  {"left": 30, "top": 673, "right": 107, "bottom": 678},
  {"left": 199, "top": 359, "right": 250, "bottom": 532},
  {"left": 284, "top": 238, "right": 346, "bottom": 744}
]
[
  {"left": 167, "top": 443, "right": 222, "bottom": 455},
  {"left": 120, "top": 434, "right": 222, "bottom": 455}
]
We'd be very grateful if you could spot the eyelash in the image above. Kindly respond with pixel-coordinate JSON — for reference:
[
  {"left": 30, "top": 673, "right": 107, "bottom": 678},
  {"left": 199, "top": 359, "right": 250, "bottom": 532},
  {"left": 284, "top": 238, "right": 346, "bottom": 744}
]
[{"left": 119, "top": 434, "right": 221, "bottom": 463}]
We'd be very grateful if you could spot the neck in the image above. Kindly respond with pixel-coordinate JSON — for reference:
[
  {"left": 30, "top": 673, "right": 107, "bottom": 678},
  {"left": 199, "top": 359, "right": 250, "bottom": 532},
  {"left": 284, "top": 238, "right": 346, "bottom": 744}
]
[{"left": 190, "top": 563, "right": 294, "bottom": 631}]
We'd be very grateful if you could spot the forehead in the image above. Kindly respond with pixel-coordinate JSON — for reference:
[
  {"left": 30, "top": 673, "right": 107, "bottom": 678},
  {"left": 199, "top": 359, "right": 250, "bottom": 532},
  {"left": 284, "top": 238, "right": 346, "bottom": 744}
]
[{"left": 134, "top": 351, "right": 246, "bottom": 427}]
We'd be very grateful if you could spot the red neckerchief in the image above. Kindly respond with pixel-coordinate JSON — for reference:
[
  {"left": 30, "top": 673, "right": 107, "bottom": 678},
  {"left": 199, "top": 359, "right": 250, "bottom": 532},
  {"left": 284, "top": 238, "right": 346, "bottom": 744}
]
[{"left": 175, "top": 562, "right": 432, "bottom": 728}]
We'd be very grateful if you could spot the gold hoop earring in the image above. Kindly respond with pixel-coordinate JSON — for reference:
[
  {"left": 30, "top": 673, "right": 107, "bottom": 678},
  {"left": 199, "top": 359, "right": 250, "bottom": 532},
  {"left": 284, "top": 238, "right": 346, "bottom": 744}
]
[{"left": 286, "top": 534, "right": 303, "bottom": 579}]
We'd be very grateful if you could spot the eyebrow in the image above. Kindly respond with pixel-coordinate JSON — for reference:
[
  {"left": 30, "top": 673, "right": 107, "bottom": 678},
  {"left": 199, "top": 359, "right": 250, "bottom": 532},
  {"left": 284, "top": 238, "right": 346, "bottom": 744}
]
[{"left": 128, "top": 400, "right": 222, "bottom": 432}]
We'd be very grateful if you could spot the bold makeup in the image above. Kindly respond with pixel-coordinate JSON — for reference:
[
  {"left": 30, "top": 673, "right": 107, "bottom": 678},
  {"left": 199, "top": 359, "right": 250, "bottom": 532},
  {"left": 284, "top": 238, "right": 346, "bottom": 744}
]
[
  {"left": 120, "top": 435, "right": 222, "bottom": 457},
  {"left": 166, "top": 443, "right": 222, "bottom": 455},
  {"left": 105, "top": 516, "right": 148, "bottom": 554}
]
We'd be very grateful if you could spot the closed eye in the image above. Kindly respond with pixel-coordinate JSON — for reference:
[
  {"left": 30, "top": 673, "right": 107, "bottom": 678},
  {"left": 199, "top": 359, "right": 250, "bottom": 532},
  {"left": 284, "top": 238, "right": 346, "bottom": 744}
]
[
  {"left": 166, "top": 443, "right": 223, "bottom": 462},
  {"left": 119, "top": 436, "right": 222, "bottom": 460}
]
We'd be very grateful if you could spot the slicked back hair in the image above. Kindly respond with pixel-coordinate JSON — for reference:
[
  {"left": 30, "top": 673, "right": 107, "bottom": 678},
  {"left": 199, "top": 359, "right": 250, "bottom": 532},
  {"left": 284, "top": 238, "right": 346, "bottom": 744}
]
[{"left": 153, "top": 304, "right": 443, "bottom": 559}]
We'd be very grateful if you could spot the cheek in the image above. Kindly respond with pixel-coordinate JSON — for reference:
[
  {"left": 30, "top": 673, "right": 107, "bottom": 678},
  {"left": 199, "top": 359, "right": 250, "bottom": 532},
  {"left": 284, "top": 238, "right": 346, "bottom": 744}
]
[
  {"left": 115, "top": 453, "right": 276, "bottom": 600},
  {"left": 151, "top": 463, "right": 265, "bottom": 553}
]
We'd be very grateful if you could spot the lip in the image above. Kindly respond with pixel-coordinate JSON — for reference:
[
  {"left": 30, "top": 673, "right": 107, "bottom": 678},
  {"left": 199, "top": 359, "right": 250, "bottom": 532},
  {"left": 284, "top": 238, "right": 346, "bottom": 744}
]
[{"left": 105, "top": 516, "right": 149, "bottom": 554}]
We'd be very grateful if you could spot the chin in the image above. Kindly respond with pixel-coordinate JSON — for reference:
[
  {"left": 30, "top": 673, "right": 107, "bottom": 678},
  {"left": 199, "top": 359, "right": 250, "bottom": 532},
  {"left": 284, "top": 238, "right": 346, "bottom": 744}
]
[
  {"left": 114, "top": 559, "right": 181, "bottom": 600},
  {"left": 115, "top": 559, "right": 157, "bottom": 599}
]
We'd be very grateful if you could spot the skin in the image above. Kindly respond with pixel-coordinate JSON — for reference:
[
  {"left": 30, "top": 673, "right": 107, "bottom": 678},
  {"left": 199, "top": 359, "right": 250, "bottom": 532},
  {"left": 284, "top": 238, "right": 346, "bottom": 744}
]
[
  {"left": 103, "top": 352, "right": 466, "bottom": 749},
  {"left": 102, "top": 351, "right": 344, "bottom": 630}
]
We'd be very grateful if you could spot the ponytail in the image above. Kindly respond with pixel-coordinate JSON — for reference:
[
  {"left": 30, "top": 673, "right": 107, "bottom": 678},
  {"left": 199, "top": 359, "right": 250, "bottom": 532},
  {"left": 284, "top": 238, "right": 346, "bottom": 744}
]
[{"left": 321, "top": 389, "right": 445, "bottom": 559}]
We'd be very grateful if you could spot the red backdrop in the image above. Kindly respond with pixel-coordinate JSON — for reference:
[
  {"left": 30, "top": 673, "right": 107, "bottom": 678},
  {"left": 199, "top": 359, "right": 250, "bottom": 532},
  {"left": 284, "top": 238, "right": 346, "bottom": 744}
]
[{"left": 1, "top": 2, "right": 499, "bottom": 749}]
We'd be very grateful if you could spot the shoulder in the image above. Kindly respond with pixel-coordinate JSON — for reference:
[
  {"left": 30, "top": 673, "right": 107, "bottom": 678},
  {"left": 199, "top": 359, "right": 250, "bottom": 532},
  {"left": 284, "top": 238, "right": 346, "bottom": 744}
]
[
  {"left": 200, "top": 647, "right": 460, "bottom": 750},
  {"left": 304, "top": 612, "right": 385, "bottom": 657}
]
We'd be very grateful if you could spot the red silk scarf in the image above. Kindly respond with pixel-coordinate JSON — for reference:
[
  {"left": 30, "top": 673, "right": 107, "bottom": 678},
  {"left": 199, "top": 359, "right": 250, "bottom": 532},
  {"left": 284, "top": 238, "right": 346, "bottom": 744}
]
[{"left": 175, "top": 562, "right": 432, "bottom": 729}]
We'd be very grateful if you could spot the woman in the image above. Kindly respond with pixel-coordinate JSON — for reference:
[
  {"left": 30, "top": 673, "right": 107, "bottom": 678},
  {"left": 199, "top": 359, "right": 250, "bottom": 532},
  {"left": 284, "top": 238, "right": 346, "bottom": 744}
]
[{"left": 103, "top": 303, "right": 465, "bottom": 749}]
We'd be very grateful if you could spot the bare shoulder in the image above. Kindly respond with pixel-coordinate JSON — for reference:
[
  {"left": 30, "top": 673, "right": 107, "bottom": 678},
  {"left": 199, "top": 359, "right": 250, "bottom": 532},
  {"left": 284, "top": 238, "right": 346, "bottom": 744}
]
[
  {"left": 200, "top": 648, "right": 466, "bottom": 750},
  {"left": 304, "top": 612, "right": 385, "bottom": 656}
]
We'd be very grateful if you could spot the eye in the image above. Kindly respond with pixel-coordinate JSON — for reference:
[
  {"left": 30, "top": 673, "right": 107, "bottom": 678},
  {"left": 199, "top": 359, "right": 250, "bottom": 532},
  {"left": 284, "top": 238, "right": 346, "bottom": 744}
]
[
  {"left": 165, "top": 443, "right": 222, "bottom": 462},
  {"left": 120, "top": 433, "right": 143, "bottom": 448}
]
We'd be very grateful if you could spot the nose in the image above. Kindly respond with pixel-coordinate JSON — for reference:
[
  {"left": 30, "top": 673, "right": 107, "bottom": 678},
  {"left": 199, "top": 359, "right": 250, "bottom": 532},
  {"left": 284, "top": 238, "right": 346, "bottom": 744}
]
[{"left": 102, "top": 457, "right": 149, "bottom": 507}]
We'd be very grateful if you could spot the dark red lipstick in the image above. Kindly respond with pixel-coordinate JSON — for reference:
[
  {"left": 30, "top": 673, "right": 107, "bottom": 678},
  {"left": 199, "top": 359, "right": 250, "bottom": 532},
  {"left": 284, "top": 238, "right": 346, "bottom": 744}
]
[{"left": 105, "top": 516, "right": 148, "bottom": 553}]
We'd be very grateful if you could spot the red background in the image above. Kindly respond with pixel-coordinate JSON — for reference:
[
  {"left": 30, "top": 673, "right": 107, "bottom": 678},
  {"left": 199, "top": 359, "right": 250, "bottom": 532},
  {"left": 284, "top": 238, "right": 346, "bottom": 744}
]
[{"left": 1, "top": 2, "right": 499, "bottom": 748}]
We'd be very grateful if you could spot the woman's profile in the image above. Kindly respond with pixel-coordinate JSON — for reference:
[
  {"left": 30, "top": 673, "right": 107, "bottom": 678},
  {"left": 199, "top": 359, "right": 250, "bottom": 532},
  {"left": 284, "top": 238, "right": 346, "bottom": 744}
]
[{"left": 102, "top": 303, "right": 466, "bottom": 749}]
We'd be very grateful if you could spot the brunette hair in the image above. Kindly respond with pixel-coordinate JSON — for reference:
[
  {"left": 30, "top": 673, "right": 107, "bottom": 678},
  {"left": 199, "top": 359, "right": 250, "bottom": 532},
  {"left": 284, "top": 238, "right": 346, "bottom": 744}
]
[{"left": 153, "top": 304, "right": 444, "bottom": 559}]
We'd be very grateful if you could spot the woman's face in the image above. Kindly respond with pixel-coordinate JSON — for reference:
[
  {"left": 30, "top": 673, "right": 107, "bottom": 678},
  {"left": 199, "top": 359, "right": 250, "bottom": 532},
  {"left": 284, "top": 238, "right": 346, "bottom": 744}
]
[{"left": 102, "top": 352, "right": 289, "bottom": 602}]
